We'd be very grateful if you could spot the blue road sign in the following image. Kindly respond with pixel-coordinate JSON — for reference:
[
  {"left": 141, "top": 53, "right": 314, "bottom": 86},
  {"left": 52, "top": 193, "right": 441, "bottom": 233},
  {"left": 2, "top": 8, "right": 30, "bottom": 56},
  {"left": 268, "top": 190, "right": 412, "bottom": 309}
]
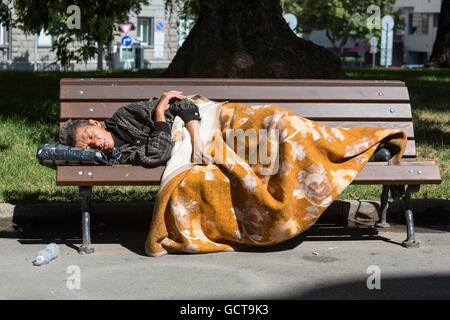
[
  {"left": 121, "top": 35, "right": 133, "bottom": 47},
  {"left": 155, "top": 21, "right": 165, "bottom": 32}
]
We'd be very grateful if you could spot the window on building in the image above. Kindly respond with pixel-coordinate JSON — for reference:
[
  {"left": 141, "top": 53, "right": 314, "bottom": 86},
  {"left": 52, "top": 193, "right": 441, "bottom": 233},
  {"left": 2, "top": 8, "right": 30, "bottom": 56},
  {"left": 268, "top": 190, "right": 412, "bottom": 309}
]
[
  {"left": 38, "top": 29, "right": 53, "bottom": 46},
  {"left": 137, "top": 17, "right": 154, "bottom": 45},
  {"left": 409, "top": 13, "right": 429, "bottom": 35},
  {"left": 433, "top": 13, "right": 439, "bottom": 28}
]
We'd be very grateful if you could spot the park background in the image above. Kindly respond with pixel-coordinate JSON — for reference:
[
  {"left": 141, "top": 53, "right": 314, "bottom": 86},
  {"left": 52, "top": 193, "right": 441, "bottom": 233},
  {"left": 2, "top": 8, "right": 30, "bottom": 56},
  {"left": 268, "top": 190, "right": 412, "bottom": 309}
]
[{"left": 0, "top": 0, "right": 448, "bottom": 204}]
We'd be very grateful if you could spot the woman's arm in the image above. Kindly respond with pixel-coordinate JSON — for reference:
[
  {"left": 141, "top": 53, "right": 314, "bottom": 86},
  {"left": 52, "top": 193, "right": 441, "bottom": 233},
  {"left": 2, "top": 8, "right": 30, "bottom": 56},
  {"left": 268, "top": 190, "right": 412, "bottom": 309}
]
[
  {"left": 186, "top": 120, "right": 213, "bottom": 164},
  {"left": 186, "top": 120, "right": 212, "bottom": 164},
  {"left": 155, "top": 91, "right": 211, "bottom": 164}
]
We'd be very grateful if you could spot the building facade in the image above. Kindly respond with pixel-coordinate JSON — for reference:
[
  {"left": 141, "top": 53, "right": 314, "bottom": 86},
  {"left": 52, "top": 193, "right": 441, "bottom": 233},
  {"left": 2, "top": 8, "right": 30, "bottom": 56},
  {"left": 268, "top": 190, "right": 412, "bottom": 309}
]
[
  {"left": 393, "top": 0, "right": 442, "bottom": 65},
  {"left": 300, "top": 0, "right": 442, "bottom": 67},
  {"left": 0, "top": 0, "right": 190, "bottom": 71}
]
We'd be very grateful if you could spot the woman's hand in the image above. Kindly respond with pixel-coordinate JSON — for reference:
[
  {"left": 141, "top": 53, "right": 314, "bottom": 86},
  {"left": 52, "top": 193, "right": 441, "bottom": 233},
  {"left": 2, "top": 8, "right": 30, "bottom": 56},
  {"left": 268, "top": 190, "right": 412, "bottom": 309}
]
[{"left": 156, "top": 91, "right": 185, "bottom": 114}]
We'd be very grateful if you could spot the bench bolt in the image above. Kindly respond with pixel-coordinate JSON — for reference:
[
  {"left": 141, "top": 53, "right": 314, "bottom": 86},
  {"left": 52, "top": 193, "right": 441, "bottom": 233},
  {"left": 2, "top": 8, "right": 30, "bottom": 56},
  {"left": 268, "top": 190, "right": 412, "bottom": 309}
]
[
  {"left": 79, "top": 90, "right": 84, "bottom": 95},
  {"left": 378, "top": 92, "right": 383, "bottom": 96},
  {"left": 389, "top": 107, "right": 395, "bottom": 113},
  {"left": 89, "top": 108, "right": 94, "bottom": 112},
  {"left": 77, "top": 171, "right": 83, "bottom": 175},
  {"left": 87, "top": 172, "right": 92, "bottom": 176},
  {"left": 409, "top": 169, "right": 414, "bottom": 173}
]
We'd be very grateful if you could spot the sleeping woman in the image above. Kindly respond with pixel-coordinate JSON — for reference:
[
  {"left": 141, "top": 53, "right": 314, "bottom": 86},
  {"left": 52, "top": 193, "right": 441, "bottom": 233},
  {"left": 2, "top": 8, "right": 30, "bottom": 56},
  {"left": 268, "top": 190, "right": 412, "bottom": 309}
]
[{"left": 59, "top": 91, "right": 212, "bottom": 166}]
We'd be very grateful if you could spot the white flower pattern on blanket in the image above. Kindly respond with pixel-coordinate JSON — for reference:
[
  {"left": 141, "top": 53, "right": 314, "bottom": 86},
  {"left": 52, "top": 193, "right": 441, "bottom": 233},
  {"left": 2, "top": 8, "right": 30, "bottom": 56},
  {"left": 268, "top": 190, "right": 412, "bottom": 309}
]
[{"left": 145, "top": 98, "right": 408, "bottom": 256}]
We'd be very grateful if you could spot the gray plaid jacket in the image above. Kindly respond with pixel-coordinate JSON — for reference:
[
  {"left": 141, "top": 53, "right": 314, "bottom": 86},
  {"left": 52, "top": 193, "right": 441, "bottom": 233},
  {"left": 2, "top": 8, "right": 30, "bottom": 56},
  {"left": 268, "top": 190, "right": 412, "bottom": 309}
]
[{"left": 104, "top": 97, "right": 200, "bottom": 168}]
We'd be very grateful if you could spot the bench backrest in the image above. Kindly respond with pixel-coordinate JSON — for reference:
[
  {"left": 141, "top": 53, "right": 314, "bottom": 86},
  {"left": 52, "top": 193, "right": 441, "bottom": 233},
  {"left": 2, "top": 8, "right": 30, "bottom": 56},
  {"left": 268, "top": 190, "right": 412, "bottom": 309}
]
[{"left": 60, "top": 78, "right": 415, "bottom": 159}]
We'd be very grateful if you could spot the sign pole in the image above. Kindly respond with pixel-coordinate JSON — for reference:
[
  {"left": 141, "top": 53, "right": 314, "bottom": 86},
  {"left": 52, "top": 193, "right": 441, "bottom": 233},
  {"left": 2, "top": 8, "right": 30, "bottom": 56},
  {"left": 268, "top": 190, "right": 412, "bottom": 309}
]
[
  {"left": 154, "top": 20, "right": 165, "bottom": 70},
  {"left": 369, "top": 36, "right": 378, "bottom": 69},
  {"left": 34, "top": 33, "right": 37, "bottom": 72},
  {"left": 385, "top": 28, "right": 388, "bottom": 69}
]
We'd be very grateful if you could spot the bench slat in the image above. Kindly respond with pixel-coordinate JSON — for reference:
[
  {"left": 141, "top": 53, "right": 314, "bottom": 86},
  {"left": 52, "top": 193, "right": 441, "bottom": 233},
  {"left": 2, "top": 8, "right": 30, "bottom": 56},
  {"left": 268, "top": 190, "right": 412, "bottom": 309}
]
[
  {"left": 56, "top": 161, "right": 441, "bottom": 186},
  {"left": 55, "top": 120, "right": 418, "bottom": 157},
  {"left": 321, "top": 121, "right": 414, "bottom": 138},
  {"left": 58, "top": 120, "right": 415, "bottom": 139},
  {"left": 60, "top": 102, "right": 413, "bottom": 121},
  {"left": 58, "top": 78, "right": 440, "bottom": 188},
  {"left": 61, "top": 85, "right": 410, "bottom": 102},
  {"left": 61, "top": 78, "right": 407, "bottom": 87}
]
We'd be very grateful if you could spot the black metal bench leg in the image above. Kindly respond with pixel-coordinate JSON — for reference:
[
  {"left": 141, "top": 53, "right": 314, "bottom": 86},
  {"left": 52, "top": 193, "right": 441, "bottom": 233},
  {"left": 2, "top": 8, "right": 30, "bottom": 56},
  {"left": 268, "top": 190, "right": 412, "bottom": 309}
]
[
  {"left": 402, "top": 185, "right": 420, "bottom": 248},
  {"left": 376, "top": 185, "right": 390, "bottom": 228},
  {"left": 79, "top": 186, "right": 95, "bottom": 254}
]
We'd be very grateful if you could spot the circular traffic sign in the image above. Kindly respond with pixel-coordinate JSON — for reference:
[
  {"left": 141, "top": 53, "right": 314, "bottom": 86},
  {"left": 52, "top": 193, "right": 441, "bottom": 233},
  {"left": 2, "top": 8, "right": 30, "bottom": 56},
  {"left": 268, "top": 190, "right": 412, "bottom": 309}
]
[
  {"left": 370, "top": 36, "right": 378, "bottom": 46},
  {"left": 283, "top": 13, "right": 298, "bottom": 31},
  {"left": 155, "top": 20, "right": 165, "bottom": 32},
  {"left": 121, "top": 35, "right": 133, "bottom": 47}
]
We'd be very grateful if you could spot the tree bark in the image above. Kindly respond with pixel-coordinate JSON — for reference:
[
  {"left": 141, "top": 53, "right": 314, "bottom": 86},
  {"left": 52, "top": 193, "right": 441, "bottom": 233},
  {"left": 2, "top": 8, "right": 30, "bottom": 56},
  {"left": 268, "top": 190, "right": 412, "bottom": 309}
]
[
  {"left": 338, "top": 36, "right": 349, "bottom": 56},
  {"left": 325, "top": 29, "right": 339, "bottom": 55},
  {"left": 429, "top": 0, "right": 450, "bottom": 67},
  {"left": 97, "top": 43, "right": 104, "bottom": 71},
  {"left": 163, "top": 0, "right": 345, "bottom": 79}
]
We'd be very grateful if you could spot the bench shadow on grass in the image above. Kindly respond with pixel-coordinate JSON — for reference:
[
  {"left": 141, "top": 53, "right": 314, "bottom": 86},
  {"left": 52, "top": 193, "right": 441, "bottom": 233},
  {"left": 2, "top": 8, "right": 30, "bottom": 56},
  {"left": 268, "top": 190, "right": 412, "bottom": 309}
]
[{"left": 2, "top": 189, "right": 158, "bottom": 203}]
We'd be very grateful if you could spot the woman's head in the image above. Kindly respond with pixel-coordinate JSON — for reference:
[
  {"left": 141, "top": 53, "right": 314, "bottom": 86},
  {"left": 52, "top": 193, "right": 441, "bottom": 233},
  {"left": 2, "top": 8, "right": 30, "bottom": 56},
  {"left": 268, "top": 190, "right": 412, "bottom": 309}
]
[{"left": 59, "top": 119, "right": 114, "bottom": 151}]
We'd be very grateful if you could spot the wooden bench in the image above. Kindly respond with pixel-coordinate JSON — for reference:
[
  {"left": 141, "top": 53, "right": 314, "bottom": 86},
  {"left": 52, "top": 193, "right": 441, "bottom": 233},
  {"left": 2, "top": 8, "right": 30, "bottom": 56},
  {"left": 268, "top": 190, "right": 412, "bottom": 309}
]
[{"left": 57, "top": 78, "right": 442, "bottom": 254}]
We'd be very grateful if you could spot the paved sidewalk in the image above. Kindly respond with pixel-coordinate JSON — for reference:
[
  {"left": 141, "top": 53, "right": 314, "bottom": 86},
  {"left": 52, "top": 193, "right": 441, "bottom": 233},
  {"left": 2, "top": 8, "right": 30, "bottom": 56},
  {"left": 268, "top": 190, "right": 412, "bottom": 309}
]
[{"left": 1, "top": 220, "right": 449, "bottom": 300}]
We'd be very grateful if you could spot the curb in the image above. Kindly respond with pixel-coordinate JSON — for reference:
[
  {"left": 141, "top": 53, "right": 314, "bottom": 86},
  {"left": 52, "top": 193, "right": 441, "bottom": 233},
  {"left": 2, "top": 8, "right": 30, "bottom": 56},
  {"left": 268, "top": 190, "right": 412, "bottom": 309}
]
[{"left": 1, "top": 199, "right": 449, "bottom": 224}]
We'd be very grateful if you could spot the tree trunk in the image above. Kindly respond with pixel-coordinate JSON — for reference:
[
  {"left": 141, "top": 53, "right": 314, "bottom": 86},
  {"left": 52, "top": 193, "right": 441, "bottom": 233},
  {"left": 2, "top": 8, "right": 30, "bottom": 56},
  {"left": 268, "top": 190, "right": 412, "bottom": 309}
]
[
  {"left": 338, "top": 36, "right": 349, "bottom": 56},
  {"left": 163, "top": 0, "right": 345, "bottom": 79},
  {"left": 325, "top": 30, "right": 339, "bottom": 56},
  {"left": 428, "top": 0, "right": 450, "bottom": 68},
  {"left": 97, "top": 43, "right": 104, "bottom": 71}
]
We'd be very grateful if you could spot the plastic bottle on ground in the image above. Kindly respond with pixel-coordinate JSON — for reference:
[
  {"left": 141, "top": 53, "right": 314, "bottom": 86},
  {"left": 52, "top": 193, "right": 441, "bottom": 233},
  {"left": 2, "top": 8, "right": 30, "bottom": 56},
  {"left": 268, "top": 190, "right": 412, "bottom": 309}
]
[{"left": 32, "top": 243, "right": 60, "bottom": 266}]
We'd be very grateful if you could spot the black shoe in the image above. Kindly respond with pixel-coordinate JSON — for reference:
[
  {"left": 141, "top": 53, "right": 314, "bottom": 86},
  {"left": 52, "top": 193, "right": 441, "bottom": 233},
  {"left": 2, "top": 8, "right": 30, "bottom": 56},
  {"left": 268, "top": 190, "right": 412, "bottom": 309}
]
[{"left": 369, "top": 144, "right": 392, "bottom": 162}]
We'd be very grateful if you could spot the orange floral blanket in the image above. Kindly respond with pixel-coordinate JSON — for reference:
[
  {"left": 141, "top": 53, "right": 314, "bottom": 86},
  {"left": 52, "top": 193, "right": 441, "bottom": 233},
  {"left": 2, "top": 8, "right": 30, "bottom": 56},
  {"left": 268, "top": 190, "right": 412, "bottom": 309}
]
[{"left": 145, "top": 97, "right": 407, "bottom": 256}]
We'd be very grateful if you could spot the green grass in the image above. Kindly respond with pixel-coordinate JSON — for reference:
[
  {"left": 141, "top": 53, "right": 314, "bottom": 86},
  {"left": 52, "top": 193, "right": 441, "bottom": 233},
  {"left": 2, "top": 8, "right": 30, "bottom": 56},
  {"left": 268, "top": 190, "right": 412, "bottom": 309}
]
[
  {"left": 0, "top": 69, "right": 165, "bottom": 203},
  {"left": 339, "top": 68, "right": 450, "bottom": 200},
  {"left": 0, "top": 68, "right": 448, "bottom": 203}
]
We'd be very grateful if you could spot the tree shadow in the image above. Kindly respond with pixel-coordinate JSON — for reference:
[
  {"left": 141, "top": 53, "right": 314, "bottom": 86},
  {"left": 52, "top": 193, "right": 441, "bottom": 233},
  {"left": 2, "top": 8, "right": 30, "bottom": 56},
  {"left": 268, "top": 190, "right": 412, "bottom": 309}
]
[
  {"left": 271, "top": 275, "right": 450, "bottom": 299},
  {"left": 233, "top": 223, "right": 401, "bottom": 254},
  {"left": 3, "top": 197, "right": 449, "bottom": 257},
  {"left": 0, "top": 143, "right": 9, "bottom": 151},
  {"left": 2, "top": 189, "right": 158, "bottom": 204},
  {"left": 4, "top": 204, "right": 153, "bottom": 256},
  {"left": 412, "top": 115, "right": 450, "bottom": 147}
]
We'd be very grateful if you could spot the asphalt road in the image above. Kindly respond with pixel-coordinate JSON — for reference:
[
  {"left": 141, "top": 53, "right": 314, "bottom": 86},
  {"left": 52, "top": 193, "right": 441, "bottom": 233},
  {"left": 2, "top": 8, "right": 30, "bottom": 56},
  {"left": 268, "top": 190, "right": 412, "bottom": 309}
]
[{"left": 1, "top": 219, "right": 449, "bottom": 300}]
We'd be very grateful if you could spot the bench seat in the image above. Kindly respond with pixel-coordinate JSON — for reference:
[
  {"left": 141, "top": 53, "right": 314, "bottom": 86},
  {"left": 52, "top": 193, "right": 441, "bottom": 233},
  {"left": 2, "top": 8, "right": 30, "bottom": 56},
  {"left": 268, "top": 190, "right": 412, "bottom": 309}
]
[
  {"left": 57, "top": 78, "right": 442, "bottom": 253},
  {"left": 56, "top": 161, "right": 441, "bottom": 186}
]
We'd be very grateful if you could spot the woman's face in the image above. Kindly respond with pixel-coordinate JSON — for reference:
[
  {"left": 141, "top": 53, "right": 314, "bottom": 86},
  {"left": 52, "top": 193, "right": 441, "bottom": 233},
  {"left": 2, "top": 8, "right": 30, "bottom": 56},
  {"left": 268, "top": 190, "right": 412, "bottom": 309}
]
[{"left": 74, "top": 120, "right": 114, "bottom": 151}]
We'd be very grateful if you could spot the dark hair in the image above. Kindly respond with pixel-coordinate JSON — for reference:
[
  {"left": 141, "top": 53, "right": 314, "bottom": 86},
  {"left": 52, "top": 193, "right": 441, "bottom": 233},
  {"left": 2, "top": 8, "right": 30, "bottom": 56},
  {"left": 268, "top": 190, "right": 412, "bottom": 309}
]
[{"left": 59, "top": 119, "right": 92, "bottom": 147}]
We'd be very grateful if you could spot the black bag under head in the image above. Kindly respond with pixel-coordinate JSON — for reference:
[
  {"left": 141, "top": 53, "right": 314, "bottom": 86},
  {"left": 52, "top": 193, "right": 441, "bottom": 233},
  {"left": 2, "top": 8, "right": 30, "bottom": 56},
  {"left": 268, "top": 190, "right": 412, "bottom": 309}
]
[{"left": 36, "top": 143, "right": 123, "bottom": 169}]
